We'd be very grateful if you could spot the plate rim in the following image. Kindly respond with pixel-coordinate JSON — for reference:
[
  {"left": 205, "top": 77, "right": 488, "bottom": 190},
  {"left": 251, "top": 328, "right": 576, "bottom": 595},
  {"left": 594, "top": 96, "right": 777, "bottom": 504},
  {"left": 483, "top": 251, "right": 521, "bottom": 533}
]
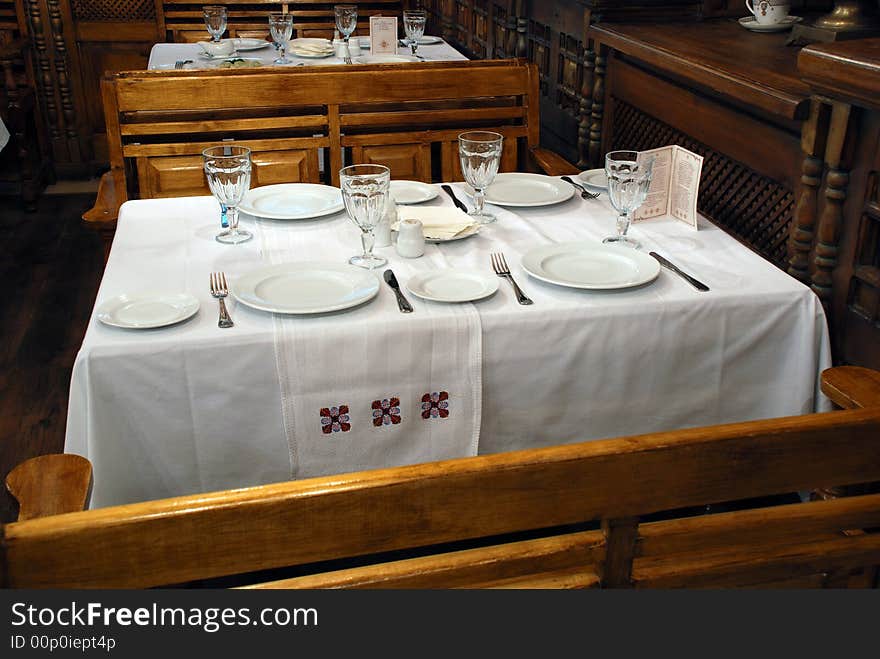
[
  {"left": 405, "top": 268, "right": 499, "bottom": 302},
  {"left": 417, "top": 35, "right": 443, "bottom": 44},
  {"left": 230, "top": 261, "right": 380, "bottom": 314},
  {"left": 354, "top": 54, "right": 419, "bottom": 64},
  {"left": 239, "top": 183, "right": 344, "bottom": 220},
  {"left": 578, "top": 168, "right": 608, "bottom": 190},
  {"left": 95, "top": 292, "right": 200, "bottom": 329},
  {"left": 738, "top": 15, "right": 802, "bottom": 30},
  {"left": 232, "top": 38, "right": 271, "bottom": 50},
  {"left": 390, "top": 180, "right": 439, "bottom": 204},
  {"left": 475, "top": 172, "right": 575, "bottom": 207},
  {"left": 521, "top": 241, "right": 661, "bottom": 290}
]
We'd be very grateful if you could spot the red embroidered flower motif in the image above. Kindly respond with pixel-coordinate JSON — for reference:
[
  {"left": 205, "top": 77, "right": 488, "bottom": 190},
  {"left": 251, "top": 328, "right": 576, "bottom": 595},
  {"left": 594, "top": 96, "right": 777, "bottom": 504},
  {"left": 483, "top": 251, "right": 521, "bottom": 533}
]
[
  {"left": 421, "top": 391, "right": 449, "bottom": 420},
  {"left": 372, "top": 397, "right": 402, "bottom": 427},
  {"left": 320, "top": 405, "right": 351, "bottom": 434}
]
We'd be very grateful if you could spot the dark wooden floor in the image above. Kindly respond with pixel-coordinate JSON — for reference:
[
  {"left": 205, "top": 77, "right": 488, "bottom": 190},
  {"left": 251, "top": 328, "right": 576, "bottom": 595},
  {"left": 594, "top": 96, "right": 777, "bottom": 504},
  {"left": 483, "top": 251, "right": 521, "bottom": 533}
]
[{"left": 0, "top": 193, "right": 105, "bottom": 522}]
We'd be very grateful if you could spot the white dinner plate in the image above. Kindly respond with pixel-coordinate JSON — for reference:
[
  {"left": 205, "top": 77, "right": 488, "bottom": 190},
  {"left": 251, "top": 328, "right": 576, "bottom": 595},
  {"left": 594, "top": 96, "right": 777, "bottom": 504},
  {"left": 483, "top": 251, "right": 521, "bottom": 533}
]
[
  {"left": 468, "top": 173, "right": 575, "bottom": 207},
  {"left": 406, "top": 269, "right": 498, "bottom": 303},
  {"left": 390, "top": 180, "right": 439, "bottom": 204},
  {"left": 417, "top": 35, "right": 443, "bottom": 45},
  {"left": 289, "top": 49, "right": 334, "bottom": 58},
  {"left": 96, "top": 292, "right": 199, "bottom": 329},
  {"left": 233, "top": 38, "right": 271, "bottom": 51},
  {"left": 738, "top": 16, "right": 802, "bottom": 32},
  {"left": 521, "top": 242, "right": 661, "bottom": 290},
  {"left": 231, "top": 262, "right": 380, "bottom": 314},
  {"left": 354, "top": 54, "right": 419, "bottom": 64},
  {"left": 239, "top": 183, "right": 344, "bottom": 220},
  {"left": 578, "top": 168, "right": 608, "bottom": 191}
]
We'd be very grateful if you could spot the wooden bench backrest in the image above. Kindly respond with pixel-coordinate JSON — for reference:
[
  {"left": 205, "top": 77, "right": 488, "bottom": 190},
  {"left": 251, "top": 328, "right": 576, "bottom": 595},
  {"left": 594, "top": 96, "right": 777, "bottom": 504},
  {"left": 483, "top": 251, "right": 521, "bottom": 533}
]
[
  {"left": 100, "top": 60, "right": 539, "bottom": 210},
  {"left": 160, "top": 0, "right": 404, "bottom": 42},
  {"left": 4, "top": 406, "right": 880, "bottom": 589}
]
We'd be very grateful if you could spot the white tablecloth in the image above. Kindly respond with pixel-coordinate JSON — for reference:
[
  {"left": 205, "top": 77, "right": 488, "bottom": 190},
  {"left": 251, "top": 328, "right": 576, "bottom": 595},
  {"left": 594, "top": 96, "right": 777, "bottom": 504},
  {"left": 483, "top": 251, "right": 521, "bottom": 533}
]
[
  {"left": 147, "top": 36, "right": 468, "bottom": 70},
  {"left": 65, "top": 185, "right": 832, "bottom": 508},
  {"left": 0, "top": 118, "right": 9, "bottom": 153}
]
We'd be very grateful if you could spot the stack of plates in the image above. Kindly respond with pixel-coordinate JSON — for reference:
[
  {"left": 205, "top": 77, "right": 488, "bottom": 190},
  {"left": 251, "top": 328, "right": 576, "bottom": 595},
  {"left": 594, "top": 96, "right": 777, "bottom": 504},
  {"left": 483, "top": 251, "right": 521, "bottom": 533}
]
[{"left": 288, "top": 38, "right": 334, "bottom": 58}]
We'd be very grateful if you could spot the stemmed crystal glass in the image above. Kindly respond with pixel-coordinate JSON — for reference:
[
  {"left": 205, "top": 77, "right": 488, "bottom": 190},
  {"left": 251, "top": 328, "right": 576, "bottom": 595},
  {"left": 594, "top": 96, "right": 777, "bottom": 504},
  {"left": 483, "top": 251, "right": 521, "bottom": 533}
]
[
  {"left": 203, "top": 5, "right": 227, "bottom": 43},
  {"left": 603, "top": 150, "right": 654, "bottom": 249},
  {"left": 203, "top": 145, "right": 253, "bottom": 245},
  {"left": 268, "top": 12, "right": 294, "bottom": 64},
  {"left": 403, "top": 10, "right": 427, "bottom": 59},
  {"left": 458, "top": 131, "right": 503, "bottom": 224},
  {"left": 334, "top": 5, "right": 358, "bottom": 63},
  {"left": 339, "top": 164, "right": 390, "bottom": 269}
]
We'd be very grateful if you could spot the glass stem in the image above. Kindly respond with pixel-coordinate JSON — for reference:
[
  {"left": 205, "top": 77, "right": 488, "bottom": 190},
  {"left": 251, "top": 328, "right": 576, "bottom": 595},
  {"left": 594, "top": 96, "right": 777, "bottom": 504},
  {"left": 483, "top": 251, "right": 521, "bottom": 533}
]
[
  {"left": 617, "top": 211, "right": 630, "bottom": 238},
  {"left": 344, "top": 36, "right": 351, "bottom": 60},
  {"left": 361, "top": 230, "right": 375, "bottom": 259},
  {"left": 474, "top": 189, "right": 485, "bottom": 216},
  {"left": 228, "top": 207, "right": 239, "bottom": 233}
]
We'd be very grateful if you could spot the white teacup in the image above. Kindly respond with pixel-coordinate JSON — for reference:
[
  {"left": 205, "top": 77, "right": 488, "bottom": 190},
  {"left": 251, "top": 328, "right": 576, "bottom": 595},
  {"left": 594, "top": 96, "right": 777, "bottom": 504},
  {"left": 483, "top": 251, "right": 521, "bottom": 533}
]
[
  {"left": 198, "top": 40, "right": 235, "bottom": 57},
  {"left": 745, "top": 0, "right": 790, "bottom": 24}
]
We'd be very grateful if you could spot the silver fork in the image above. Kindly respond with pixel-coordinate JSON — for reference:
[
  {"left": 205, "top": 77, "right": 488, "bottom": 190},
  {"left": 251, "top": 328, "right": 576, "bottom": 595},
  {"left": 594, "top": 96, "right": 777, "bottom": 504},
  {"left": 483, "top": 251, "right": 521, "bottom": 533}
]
[
  {"left": 174, "top": 59, "right": 192, "bottom": 69},
  {"left": 210, "top": 272, "right": 234, "bottom": 328},
  {"left": 491, "top": 253, "right": 533, "bottom": 306}
]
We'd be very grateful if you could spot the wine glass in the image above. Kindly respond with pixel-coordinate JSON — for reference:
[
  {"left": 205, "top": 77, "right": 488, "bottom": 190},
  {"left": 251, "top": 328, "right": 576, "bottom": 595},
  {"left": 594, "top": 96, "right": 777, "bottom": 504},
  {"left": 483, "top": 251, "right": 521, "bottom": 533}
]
[
  {"left": 603, "top": 150, "right": 655, "bottom": 249},
  {"left": 403, "top": 10, "right": 427, "bottom": 59},
  {"left": 268, "top": 12, "right": 294, "bottom": 65},
  {"left": 203, "top": 145, "right": 253, "bottom": 245},
  {"left": 339, "top": 164, "right": 390, "bottom": 269},
  {"left": 458, "top": 131, "right": 503, "bottom": 225},
  {"left": 334, "top": 5, "right": 358, "bottom": 63},
  {"left": 203, "top": 5, "right": 227, "bottom": 43}
]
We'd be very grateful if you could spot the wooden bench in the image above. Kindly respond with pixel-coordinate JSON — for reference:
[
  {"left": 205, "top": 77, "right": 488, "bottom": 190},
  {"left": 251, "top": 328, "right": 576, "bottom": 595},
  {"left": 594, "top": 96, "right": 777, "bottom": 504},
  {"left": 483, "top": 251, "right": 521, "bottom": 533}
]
[
  {"left": 3, "top": 367, "right": 879, "bottom": 589},
  {"left": 83, "top": 59, "right": 575, "bottom": 255}
]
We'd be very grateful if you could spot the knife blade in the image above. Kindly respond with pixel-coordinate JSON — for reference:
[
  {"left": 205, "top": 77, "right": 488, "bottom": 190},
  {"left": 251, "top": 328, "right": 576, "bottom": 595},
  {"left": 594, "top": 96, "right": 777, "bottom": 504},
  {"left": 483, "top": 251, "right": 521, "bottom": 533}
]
[
  {"left": 649, "top": 252, "right": 710, "bottom": 292},
  {"left": 441, "top": 184, "right": 469, "bottom": 213},
  {"left": 383, "top": 269, "right": 414, "bottom": 313}
]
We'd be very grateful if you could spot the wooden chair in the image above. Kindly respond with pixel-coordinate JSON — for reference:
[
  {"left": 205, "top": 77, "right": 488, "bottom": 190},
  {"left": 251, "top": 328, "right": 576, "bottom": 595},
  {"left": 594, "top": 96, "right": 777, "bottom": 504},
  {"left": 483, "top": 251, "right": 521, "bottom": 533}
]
[
  {"left": 83, "top": 59, "right": 577, "bottom": 256},
  {"left": 3, "top": 367, "right": 879, "bottom": 589}
]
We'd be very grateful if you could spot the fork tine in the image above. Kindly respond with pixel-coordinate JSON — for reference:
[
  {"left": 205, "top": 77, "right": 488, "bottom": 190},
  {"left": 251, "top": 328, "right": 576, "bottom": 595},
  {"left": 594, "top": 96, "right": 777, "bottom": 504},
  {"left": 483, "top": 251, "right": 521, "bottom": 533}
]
[
  {"left": 209, "top": 272, "right": 215, "bottom": 294},
  {"left": 498, "top": 253, "right": 509, "bottom": 273},
  {"left": 490, "top": 253, "right": 499, "bottom": 274},
  {"left": 220, "top": 272, "right": 228, "bottom": 293}
]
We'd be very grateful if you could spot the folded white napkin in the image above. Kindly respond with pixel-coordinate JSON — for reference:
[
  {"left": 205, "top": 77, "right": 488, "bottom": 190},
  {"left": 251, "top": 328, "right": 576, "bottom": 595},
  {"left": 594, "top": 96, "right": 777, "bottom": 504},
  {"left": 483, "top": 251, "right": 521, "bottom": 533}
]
[{"left": 395, "top": 206, "right": 476, "bottom": 240}]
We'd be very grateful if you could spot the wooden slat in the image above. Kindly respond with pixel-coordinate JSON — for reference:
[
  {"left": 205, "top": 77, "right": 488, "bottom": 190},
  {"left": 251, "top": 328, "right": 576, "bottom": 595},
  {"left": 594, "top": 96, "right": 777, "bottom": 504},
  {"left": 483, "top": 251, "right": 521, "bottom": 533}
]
[
  {"left": 120, "top": 114, "right": 327, "bottom": 136},
  {"left": 638, "top": 493, "right": 880, "bottom": 558},
  {"left": 821, "top": 366, "right": 880, "bottom": 410},
  {"left": 340, "top": 126, "right": 527, "bottom": 147},
  {"left": 3, "top": 407, "right": 880, "bottom": 588},
  {"left": 632, "top": 534, "right": 880, "bottom": 589},
  {"left": 341, "top": 106, "right": 526, "bottom": 128},
  {"left": 122, "top": 135, "right": 328, "bottom": 157},
  {"left": 245, "top": 531, "right": 605, "bottom": 589}
]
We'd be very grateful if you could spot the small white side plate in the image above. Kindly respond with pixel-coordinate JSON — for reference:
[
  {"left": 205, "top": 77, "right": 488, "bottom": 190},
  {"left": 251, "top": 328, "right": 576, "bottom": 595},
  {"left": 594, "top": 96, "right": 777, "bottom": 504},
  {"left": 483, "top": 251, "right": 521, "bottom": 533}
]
[
  {"left": 233, "top": 38, "right": 271, "bottom": 51},
  {"left": 417, "top": 35, "right": 443, "bottom": 45},
  {"left": 406, "top": 270, "right": 498, "bottom": 303},
  {"left": 468, "top": 173, "right": 574, "bottom": 207},
  {"left": 96, "top": 293, "right": 199, "bottom": 329},
  {"left": 578, "top": 169, "right": 608, "bottom": 191},
  {"left": 390, "top": 180, "right": 439, "bottom": 204}
]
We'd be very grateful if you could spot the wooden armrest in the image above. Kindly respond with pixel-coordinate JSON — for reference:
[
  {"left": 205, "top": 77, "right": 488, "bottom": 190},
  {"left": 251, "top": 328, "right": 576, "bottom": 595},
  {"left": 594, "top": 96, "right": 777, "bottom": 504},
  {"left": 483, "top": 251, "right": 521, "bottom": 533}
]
[
  {"left": 6, "top": 454, "right": 92, "bottom": 521},
  {"left": 821, "top": 367, "right": 880, "bottom": 410},
  {"left": 528, "top": 146, "right": 580, "bottom": 177},
  {"left": 82, "top": 171, "right": 120, "bottom": 229}
]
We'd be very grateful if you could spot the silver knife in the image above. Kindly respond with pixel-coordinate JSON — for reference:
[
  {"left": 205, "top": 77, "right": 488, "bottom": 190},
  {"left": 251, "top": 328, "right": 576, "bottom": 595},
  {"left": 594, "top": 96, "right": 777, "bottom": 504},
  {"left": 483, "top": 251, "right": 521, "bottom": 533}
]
[
  {"left": 383, "top": 269, "right": 414, "bottom": 313},
  {"left": 649, "top": 252, "right": 710, "bottom": 292},
  {"left": 441, "top": 184, "right": 469, "bottom": 213}
]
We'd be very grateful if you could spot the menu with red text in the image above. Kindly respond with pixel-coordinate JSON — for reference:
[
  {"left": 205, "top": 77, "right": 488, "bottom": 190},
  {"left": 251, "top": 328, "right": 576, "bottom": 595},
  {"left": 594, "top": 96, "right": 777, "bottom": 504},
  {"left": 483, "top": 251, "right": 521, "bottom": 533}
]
[
  {"left": 633, "top": 145, "right": 703, "bottom": 230},
  {"left": 370, "top": 16, "right": 398, "bottom": 55}
]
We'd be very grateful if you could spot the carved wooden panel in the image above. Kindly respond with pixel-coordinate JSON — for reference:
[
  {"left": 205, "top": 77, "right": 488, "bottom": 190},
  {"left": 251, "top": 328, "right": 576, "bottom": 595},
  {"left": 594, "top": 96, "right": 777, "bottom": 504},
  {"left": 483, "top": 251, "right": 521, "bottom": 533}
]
[
  {"left": 611, "top": 99, "right": 795, "bottom": 270},
  {"left": 136, "top": 148, "right": 319, "bottom": 198},
  {"left": 352, "top": 143, "right": 433, "bottom": 181}
]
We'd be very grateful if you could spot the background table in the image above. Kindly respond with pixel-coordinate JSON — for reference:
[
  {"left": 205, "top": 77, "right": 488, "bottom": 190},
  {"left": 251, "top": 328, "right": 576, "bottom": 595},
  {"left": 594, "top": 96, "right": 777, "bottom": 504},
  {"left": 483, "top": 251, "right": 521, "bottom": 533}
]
[
  {"left": 147, "top": 36, "right": 468, "bottom": 69},
  {"left": 65, "top": 184, "right": 832, "bottom": 508}
]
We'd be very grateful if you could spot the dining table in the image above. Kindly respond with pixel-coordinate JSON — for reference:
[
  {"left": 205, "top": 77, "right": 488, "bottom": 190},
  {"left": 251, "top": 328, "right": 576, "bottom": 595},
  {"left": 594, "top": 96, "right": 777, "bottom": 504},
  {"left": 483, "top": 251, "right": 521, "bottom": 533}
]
[
  {"left": 147, "top": 35, "right": 469, "bottom": 70},
  {"left": 64, "top": 174, "right": 832, "bottom": 509}
]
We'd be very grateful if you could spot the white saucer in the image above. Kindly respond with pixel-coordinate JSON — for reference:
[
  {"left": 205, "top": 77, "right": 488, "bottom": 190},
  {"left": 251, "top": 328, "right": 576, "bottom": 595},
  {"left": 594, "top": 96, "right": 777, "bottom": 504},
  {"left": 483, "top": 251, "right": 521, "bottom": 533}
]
[
  {"left": 406, "top": 269, "right": 498, "bottom": 303},
  {"left": 738, "top": 16, "right": 802, "bottom": 32},
  {"left": 96, "top": 293, "right": 199, "bottom": 329},
  {"left": 578, "top": 169, "right": 608, "bottom": 191},
  {"left": 390, "top": 180, "right": 439, "bottom": 204}
]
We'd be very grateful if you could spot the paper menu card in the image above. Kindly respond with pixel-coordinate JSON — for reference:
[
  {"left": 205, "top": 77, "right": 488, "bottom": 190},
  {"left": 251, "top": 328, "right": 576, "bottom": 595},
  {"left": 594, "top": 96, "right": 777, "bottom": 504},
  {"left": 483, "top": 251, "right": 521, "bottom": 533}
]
[
  {"left": 370, "top": 16, "right": 398, "bottom": 55},
  {"left": 633, "top": 145, "right": 703, "bottom": 230}
]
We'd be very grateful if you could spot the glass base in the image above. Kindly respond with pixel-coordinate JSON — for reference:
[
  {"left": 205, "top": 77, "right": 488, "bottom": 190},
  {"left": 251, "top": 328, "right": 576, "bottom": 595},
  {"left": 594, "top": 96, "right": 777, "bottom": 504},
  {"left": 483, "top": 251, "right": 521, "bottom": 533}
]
[
  {"left": 469, "top": 210, "right": 496, "bottom": 225},
  {"left": 274, "top": 57, "right": 292, "bottom": 65},
  {"left": 216, "top": 229, "right": 253, "bottom": 245},
  {"left": 349, "top": 253, "right": 387, "bottom": 270},
  {"left": 603, "top": 235, "right": 640, "bottom": 249}
]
